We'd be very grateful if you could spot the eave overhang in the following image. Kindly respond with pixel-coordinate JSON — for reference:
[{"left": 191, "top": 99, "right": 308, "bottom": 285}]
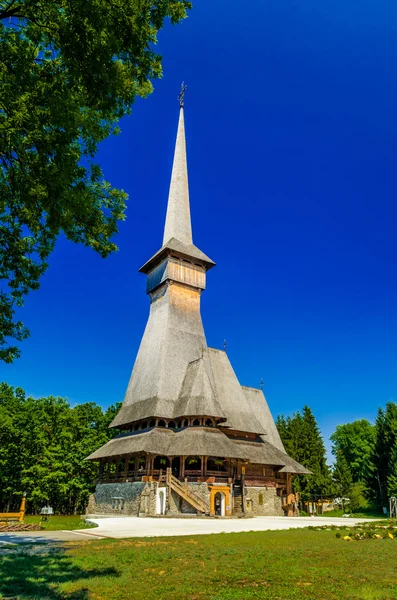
[{"left": 139, "top": 237, "right": 215, "bottom": 275}]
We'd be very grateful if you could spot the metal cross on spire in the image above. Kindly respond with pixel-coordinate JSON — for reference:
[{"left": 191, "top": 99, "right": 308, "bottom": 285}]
[{"left": 178, "top": 81, "right": 187, "bottom": 107}]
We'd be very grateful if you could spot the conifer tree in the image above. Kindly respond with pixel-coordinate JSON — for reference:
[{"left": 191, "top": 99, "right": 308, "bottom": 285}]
[
  {"left": 333, "top": 452, "right": 353, "bottom": 511},
  {"left": 387, "top": 444, "right": 397, "bottom": 498},
  {"left": 366, "top": 402, "right": 397, "bottom": 506},
  {"left": 277, "top": 406, "right": 332, "bottom": 501}
]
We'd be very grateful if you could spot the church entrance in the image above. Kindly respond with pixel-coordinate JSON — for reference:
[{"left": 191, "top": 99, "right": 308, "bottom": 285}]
[
  {"left": 209, "top": 485, "right": 231, "bottom": 517},
  {"left": 156, "top": 488, "right": 166, "bottom": 515},
  {"left": 214, "top": 492, "right": 226, "bottom": 516}
]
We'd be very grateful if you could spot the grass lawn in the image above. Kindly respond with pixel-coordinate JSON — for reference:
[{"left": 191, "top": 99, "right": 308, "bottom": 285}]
[
  {"left": 24, "top": 515, "right": 96, "bottom": 531},
  {"left": 317, "top": 509, "right": 387, "bottom": 519},
  {"left": 1, "top": 528, "right": 397, "bottom": 599}
]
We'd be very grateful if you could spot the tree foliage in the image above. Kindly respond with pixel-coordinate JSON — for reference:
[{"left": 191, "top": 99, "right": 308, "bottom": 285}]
[
  {"left": 0, "top": 382, "right": 119, "bottom": 514},
  {"left": 332, "top": 451, "right": 352, "bottom": 510},
  {"left": 365, "top": 402, "right": 397, "bottom": 506},
  {"left": 276, "top": 406, "right": 332, "bottom": 501},
  {"left": 330, "top": 419, "right": 375, "bottom": 483},
  {"left": 0, "top": 0, "right": 191, "bottom": 362}
]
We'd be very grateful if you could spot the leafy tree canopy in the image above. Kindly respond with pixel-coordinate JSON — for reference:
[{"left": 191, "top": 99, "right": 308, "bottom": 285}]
[
  {"left": 330, "top": 419, "right": 375, "bottom": 483},
  {"left": 0, "top": 381, "right": 120, "bottom": 513},
  {"left": 0, "top": 0, "right": 191, "bottom": 362}
]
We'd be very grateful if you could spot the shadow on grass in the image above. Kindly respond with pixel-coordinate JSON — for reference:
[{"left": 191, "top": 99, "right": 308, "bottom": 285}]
[{"left": 0, "top": 546, "right": 118, "bottom": 599}]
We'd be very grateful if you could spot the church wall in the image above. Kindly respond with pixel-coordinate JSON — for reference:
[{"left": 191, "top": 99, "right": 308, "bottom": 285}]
[
  {"left": 244, "top": 486, "right": 284, "bottom": 517},
  {"left": 86, "top": 482, "right": 155, "bottom": 516},
  {"left": 87, "top": 481, "right": 284, "bottom": 517}
]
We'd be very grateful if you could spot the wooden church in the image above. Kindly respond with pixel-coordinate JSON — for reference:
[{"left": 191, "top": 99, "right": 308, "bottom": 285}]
[{"left": 86, "top": 92, "right": 310, "bottom": 518}]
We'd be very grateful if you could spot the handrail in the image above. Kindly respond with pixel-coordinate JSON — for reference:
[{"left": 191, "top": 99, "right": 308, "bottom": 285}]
[{"left": 166, "top": 469, "right": 206, "bottom": 513}]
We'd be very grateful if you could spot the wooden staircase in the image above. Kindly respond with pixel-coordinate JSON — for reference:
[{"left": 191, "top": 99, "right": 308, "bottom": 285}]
[
  {"left": 166, "top": 468, "right": 207, "bottom": 514},
  {"left": 232, "top": 484, "right": 244, "bottom": 516}
]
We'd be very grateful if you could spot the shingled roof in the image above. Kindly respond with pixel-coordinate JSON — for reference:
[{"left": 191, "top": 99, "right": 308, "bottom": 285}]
[{"left": 87, "top": 426, "right": 311, "bottom": 474}]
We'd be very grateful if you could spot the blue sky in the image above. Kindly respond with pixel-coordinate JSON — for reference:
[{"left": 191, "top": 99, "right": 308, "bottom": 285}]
[{"left": 3, "top": 0, "right": 397, "bottom": 458}]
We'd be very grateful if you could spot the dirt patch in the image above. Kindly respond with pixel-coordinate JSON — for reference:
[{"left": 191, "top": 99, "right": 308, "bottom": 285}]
[{"left": 0, "top": 523, "right": 41, "bottom": 532}]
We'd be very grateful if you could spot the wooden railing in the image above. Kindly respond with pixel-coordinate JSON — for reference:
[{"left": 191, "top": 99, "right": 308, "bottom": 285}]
[{"left": 166, "top": 468, "right": 207, "bottom": 513}]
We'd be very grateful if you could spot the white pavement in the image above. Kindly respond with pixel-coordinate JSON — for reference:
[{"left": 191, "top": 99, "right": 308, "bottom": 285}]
[
  {"left": 0, "top": 516, "right": 375, "bottom": 545},
  {"left": 83, "top": 516, "right": 374, "bottom": 539}
]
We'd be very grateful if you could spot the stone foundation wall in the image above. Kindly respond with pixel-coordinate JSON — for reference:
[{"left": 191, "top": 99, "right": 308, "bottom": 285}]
[
  {"left": 86, "top": 482, "right": 155, "bottom": 516},
  {"left": 244, "top": 486, "right": 284, "bottom": 517},
  {"left": 87, "top": 481, "right": 282, "bottom": 517}
]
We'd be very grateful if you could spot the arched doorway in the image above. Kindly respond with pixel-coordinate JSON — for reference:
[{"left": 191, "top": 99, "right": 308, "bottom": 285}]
[
  {"left": 214, "top": 492, "right": 226, "bottom": 516},
  {"left": 156, "top": 488, "right": 166, "bottom": 515}
]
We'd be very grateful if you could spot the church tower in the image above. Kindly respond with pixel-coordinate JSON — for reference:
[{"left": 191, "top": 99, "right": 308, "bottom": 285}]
[{"left": 87, "top": 89, "right": 310, "bottom": 518}]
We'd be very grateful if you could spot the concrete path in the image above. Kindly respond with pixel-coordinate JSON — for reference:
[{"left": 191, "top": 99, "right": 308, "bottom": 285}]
[
  {"left": 0, "top": 528, "right": 106, "bottom": 545},
  {"left": 84, "top": 516, "right": 375, "bottom": 538},
  {"left": 0, "top": 516, "right": 375, "bottom": 544}
]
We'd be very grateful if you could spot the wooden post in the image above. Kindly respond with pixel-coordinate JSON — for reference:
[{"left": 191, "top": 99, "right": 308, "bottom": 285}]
[
  {"left": 286, "top": 473, "right": 293, "bottom": 517},
  {"left": 203, "top": 456, "right": 208, "bottom": 478},
  {"left": 181, "top": 455, "right": 185, "bottom": 479},
  {"left": 241, "top": 467, "right": 246, "bottom": 515},
  {"left": 19, "top": 494, "right": 26, "bottom": 523},
  {"left": 201, "top": 456, "right": 205, "bottom": 478}
]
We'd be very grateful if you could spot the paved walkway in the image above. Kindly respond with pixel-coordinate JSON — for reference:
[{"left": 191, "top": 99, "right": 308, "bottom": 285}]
[
  {"left": 0, "top": 528, "right": 107, "bottom": 545},
  {"left": 0, "top": 516, "right": 374, "bottom": 544},
  {"left": 85, "top": 516, "right": 374, "bottom": 538}
]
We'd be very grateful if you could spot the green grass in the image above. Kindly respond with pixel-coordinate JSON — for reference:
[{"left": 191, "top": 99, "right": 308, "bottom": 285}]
[
  {"left": 24, "top": 515, "right": 96, "bottom": 531},
  {"left": 317, "top": 508, "right": 387, "bottom": 518},
  {"left": 1, "top": 527, "right": 397, "bottom": 599}
]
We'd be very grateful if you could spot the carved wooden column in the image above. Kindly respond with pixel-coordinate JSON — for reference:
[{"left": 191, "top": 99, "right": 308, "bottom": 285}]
[
  {"left": 200, "top": 456, "right": 205, "bottom": 478},
  {"left": 181, "top": 455, "right": 185, "bottom": 478},
  {"left": 286, "top": 472, "right": 293, "bottom": 517}
]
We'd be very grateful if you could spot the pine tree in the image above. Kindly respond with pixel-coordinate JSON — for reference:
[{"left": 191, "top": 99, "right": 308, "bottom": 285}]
[
  {"left": 366, "top": 402, "right": 397, "bottom": 506},
  {"left": 277, "top": 406, "right": 332, "bottom": 501},
  {"left": 333, "top": 452, "right": 353, "bottom": 511},
  {"left": 387, "top": 443, "right": 397, "bottom": 498}
]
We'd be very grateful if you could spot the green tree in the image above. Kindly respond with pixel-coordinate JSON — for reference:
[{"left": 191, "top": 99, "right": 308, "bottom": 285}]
[
  {"left": 0, "top": 382, "right": 119, "bottom": 513},
  {"left": 277, "top": 406, "right": 332, "bottom": 501},
  {"left": 387, "top": 444, "right": 397, "bottom": 498},
  {"left": 0, "top": 0, "right": 191, "bottom": 362},
  {"left": 366, "top": 402, "right": 397, "bottom": 507},
  {"left": 332, "top": 452, "right": 352, "bottom": 511},
  {"left": 330, "top": 420, "right": 375, "bottom": 483}
]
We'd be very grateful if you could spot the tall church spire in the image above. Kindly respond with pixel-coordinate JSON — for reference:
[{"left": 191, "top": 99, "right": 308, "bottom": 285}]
[{"left": 163, "top": 90, "right": 192, "bottom": 246}]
